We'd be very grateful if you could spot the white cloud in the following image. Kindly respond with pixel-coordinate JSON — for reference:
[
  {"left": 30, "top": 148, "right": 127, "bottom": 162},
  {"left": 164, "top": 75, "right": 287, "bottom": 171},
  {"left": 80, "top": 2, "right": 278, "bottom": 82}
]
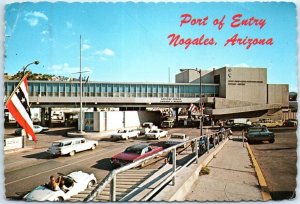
[
  {"left": 95, "top": 48, "right": 115, "bottom": 56},
  {"left": 82, "top": 44, "right": 91, "bottom": 51},
  {"left": 102, "top": 48, "right": 114, "bottom": 56},
  {"left": 48, "top": 63, "right": 93, "bottom": 75},
  {"left": 41, "top": 30, "right": 49, "bottom": 35},
  {"left": 26, "top": 18, "right": 38, "bottom": 26},
  {"left": 26, "top": 11, "right": 48, "bottom": 20},
  {"left": 66, "top": 21, "right": 72, "bottom": 29},
  {"left": 24, "top": 11, "right": 48, "bottom": 26}
]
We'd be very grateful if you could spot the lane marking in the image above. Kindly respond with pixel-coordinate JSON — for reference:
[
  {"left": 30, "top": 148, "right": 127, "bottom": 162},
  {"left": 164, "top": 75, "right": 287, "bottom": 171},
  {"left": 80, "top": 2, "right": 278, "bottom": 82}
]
[
  {"left": 246, "top": 143, "right": 272, "bottom": 201},
  {"left": 5, "top": 141, "right": 140, "bottom": 186}
]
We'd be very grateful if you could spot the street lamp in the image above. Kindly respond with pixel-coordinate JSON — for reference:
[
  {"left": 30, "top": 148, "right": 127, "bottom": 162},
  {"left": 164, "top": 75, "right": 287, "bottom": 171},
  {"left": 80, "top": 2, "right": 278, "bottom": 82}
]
[
  {"left": 180, "top": 68, "right": 203, "bottom": 136},
  {"left": 22, "top": 60, "right": 40, "bottom": 76}
]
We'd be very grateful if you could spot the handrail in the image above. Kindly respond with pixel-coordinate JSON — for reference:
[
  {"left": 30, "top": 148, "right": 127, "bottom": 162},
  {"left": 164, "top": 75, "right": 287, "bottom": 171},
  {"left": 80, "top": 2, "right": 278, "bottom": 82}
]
[{"left": 84, "top": 130, "right": 229, "bottom": 202}]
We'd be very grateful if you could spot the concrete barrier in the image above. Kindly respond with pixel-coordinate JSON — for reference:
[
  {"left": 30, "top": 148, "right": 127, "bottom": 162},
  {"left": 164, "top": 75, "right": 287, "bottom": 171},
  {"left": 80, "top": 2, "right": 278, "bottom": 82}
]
[{"left": 152, "top": 138, "right": 229, "bottom": 201}]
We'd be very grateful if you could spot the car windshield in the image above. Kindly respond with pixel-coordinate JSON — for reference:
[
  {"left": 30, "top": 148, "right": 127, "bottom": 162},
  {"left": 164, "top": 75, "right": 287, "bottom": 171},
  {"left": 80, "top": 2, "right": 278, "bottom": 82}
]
[
  {"left": 124, "top": 147, "right": 143, "bottom": 155},
  {"left": 118, "top": 130, "right": 126, "bottom": 133},
  {"left": 52, "top": 142, "right": 64, "bottom": 147},
  {"left": 149, "top": 130, "right": 157, "bottom": 133},
  {"left": 171, "top": 134, "right": 184, "bottom": 139},
  {"left": 248, "top": 128, "right": 266, "bottom": 132},
  {"left": 143, "top": 123, "right": 152, "bottom": 128}
]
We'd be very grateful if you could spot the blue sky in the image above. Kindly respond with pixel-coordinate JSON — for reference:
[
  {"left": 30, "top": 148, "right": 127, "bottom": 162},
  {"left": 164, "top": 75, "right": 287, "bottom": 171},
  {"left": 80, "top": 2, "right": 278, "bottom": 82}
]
[{"left": 4, "top": 2, "right": 297, "bottom": 91}]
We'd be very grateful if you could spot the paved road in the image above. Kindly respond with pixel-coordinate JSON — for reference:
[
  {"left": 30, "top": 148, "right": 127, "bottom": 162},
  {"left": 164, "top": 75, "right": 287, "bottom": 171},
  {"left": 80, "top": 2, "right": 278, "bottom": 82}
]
[
  {"left": 4, "top": 127, "right": 209, "bottom": 199},
  {"left": 248, "top": 127, "right": 297, "bottom": 200}
]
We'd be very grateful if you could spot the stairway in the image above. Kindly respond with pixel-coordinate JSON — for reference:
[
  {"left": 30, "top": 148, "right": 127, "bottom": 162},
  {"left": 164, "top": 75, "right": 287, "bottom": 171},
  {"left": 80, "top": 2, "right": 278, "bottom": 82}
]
[{"left": 93, "top": 169, "right": 156, "bottom": 202}]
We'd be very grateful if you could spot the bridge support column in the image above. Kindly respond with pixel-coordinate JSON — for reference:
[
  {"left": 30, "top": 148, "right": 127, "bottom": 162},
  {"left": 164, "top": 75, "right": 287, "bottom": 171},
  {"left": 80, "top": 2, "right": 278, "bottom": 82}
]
[
  {"left": 93, "top": 107, "right": 97, "bottom": 111},
  {"left": 41, "top": 108, "right": 46, "bottom": 126},
  {"left": 47, "top": 107, "right": 52, "bottom": 127},
  {"left": 174, "top": 108, "right": 179, "bottom": 124}
]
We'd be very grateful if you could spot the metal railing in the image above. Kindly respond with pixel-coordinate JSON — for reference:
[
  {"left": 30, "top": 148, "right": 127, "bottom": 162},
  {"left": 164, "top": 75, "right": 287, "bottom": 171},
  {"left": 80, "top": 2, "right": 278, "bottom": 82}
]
[{"left": 84, "top": 130, "right": 229, "bottom": 202}]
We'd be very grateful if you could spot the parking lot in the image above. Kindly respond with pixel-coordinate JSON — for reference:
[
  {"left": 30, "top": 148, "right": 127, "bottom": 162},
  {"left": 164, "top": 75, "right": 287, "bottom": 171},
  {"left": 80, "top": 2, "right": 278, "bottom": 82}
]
[{"left": 248, "top": 127, "right": 297, "bottom": 200}]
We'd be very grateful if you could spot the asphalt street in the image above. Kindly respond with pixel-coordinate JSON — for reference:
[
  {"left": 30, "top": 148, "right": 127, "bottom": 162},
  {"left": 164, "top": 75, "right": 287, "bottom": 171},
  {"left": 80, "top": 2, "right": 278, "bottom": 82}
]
[
  {"left": 4, "top": 127, "right": 207, "bottom": 199},
  {"left": 248, "top": 127, "right": 297, "bottom": 200}
]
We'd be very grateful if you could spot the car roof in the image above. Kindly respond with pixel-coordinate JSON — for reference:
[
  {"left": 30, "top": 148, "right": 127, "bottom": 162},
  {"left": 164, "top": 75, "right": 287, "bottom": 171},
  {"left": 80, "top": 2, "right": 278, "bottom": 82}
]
[
  {"left": 53, "top": 138, "right": 85, "bottom": 143},
  {"left": 126, "top": 144, "right": 149, "bottom": 150}
]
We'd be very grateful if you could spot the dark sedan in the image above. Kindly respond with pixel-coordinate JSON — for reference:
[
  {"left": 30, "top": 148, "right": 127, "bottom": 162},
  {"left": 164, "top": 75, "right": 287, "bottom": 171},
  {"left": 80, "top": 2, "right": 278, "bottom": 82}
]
[
  {"left": 246, "top": 127, "right": 275, "bottom": 144},
  {"left": 229, "top": 123, "right": 252, "bottom": 131}
]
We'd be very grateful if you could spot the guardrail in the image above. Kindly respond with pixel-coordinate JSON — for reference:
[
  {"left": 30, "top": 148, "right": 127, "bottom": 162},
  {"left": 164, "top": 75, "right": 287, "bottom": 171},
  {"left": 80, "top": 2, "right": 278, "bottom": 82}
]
[{"left": 84, "top": 130, "right": 230, "bottom": 202}]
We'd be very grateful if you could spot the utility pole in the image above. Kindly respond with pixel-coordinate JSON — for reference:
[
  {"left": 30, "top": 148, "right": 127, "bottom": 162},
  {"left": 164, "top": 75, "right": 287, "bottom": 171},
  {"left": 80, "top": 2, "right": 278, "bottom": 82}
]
[{"left": 80, "top": 35, "right": 83, "bottom": 133}]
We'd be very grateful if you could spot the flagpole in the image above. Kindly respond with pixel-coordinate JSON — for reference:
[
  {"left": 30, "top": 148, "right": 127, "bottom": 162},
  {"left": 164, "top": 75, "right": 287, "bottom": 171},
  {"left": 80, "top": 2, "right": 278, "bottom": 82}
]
[
  {"left": 80, "top": 35, "right": 83, "bottom": 133},
  {"left": 5, "top": 72, "right": 30, "bottom": 106}
]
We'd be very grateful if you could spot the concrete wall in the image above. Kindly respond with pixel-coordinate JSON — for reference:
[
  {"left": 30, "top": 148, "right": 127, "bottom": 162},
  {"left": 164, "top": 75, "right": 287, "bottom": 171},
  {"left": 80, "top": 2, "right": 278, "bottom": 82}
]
[
  {"left": 106, "top": 111, "right": 124, "bottom": 130},
  {"left": 224, "top": 67, "right": 267, "bottom": 104},
  {"left": 84, "top": 111, "right": 161, "bottom": 132},
  {"left": 124, "top": 111, "right": 141, "bottom": 128},
  {"left": 267, "top": 84, "right": 289, "bottom": 107},
  {"left": 213, "top": 67, "right": 227, "bottom": 98},
  {"left": 175, "top": 70, "right": 199, "bottom": 83}
]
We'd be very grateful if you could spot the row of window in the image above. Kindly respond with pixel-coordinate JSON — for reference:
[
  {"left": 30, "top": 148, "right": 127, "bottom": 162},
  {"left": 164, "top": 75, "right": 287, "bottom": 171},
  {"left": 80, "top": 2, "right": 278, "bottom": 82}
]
[{"left": 5, "top": 82, "right": 219, "bottom": 98}]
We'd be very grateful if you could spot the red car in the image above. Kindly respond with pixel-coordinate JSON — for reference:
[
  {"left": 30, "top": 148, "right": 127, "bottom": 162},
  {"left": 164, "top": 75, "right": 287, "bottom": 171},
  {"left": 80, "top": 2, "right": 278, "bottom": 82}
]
[{"left": 111, "top": 144, "right": 163, "bottom": 167}]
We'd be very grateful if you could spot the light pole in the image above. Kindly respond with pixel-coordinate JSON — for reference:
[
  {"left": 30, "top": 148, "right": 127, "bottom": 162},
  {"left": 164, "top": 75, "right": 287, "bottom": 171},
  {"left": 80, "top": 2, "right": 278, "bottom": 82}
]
[
  {"left": 22, "top": 61, "right": 40, "bottom": 76},
  {"left": 180, "top": 68, "right": 203, "bottom": 136}
]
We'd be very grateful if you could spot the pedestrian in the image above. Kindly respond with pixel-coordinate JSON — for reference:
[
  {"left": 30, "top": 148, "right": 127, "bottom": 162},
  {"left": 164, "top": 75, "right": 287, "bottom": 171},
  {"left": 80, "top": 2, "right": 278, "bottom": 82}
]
[
  {"left": 166, "top": 151, "right": 173, "bottom": 164},
  {"left": 191, "top": 140, "right": 195, "bottom": 152}
]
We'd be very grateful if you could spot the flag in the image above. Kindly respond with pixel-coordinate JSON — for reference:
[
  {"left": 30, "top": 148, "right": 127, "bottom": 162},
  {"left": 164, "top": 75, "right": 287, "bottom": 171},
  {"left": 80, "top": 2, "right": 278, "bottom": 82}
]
[
  {"left": 6, "top": 73, "right": 37, "bottom": 142},
  {"left": 188, "top": 103, "right": 199, "bottom": 113}
]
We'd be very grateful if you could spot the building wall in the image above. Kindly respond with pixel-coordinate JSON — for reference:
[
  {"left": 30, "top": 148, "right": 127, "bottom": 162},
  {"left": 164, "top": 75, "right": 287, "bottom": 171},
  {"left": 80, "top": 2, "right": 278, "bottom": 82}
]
[
  {"left": 224, "top": 67, "right": 267, "bottom": 104},
  {"left": 213, "top": 67, "right": 227, "bottom": 98},
  {"left": 267, "top": 84, "right": 289, "bottom": 107}
]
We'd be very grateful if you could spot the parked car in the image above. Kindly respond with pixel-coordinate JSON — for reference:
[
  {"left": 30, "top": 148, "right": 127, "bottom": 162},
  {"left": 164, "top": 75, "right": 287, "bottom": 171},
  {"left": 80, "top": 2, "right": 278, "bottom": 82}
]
[
  {"left": 165, "top": 133, "right": 189, "bottom": 148},
  {"left": 137, "top": 122, "right": 158, "bottom": 135},
  {"left": 47, "top": 138, "right": 98, "bottom": 157},
  {"left": 15, "top": 125, "right": 49, "bottom": 135},
  {"left": 252, "top": 118, "right": 283, "bottom": 128},
  {"left": 110, "top": 144, "right": 163, "bottom": 167},
  {"left": 283, "top": 119, "right": 297, "bottom": 127},
  {"left": 145, "top": 129, "right": 168, "bottom": 140},
  {"left": 246, "top": 127, "right": 275, "bottom": 144},
  {"left": 23, "top": 171, "right": 97, "bottom": 201},
  {"left": 111, "top": 129, "right": 140, "bottom": 140},
  {"left": 229, "top": 123, "right": 252, "bottom": 131},
  {"left": 161, "top": 120, "right": 175, "bottom": 128}
]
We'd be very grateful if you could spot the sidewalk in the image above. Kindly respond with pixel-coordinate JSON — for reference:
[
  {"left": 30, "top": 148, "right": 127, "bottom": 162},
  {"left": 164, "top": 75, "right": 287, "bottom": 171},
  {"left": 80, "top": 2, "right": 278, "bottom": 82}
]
[{"left": 185, "top": 138, "right": 263, "bottom": 201}]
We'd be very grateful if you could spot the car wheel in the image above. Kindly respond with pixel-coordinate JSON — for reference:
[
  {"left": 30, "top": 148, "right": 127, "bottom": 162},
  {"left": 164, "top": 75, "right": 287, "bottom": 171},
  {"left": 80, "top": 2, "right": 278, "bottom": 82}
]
[
  {"left": 87, "top": 180, "right": 96, "bottom": 189},
  {"left": 91, "top": 145, "right": 96, "bottom": 150},
  {"left": 69, "top": 151, "right": 75, "bottom": 156},
  {"left": 270, "top": 139, "right": 275, "bottom": 143},
  {"left": 54, "top": 196, "right": 64, "bottom": 202}
]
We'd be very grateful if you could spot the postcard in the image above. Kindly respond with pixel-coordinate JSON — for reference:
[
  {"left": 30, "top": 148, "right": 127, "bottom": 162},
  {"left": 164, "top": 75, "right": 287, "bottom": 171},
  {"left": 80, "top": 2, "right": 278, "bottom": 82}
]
[{"left": 1, "top": 0, "right": 298, "bottom": 202}]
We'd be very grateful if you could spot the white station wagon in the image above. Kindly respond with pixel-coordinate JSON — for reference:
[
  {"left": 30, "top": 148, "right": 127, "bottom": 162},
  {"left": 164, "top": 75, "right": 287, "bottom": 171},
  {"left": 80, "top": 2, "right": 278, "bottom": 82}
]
[{"left": 47, "top": 138, "right": 98, "bottom": 157}]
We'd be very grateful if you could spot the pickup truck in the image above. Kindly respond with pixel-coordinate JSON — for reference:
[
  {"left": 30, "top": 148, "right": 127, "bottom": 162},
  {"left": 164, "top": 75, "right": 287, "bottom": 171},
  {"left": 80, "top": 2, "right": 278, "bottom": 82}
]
[
  {"left": 47, "top": 138, "right": 98, "bottom": 157},
  {"left": 145, "top": 129, "right": 168, "bottom": 140},
  {"left": 111, "top": 129, "right": 140, "bottom": 140},
  {"left": 165, "top": 133, "right": 189, "bottom": 148}
]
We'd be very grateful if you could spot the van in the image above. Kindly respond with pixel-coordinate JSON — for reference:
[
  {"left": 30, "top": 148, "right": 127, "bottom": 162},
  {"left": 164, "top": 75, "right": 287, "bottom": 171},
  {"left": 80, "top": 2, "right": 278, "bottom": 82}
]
[{"left": 229, "top": 118, "right": 252, "bottom": 125}]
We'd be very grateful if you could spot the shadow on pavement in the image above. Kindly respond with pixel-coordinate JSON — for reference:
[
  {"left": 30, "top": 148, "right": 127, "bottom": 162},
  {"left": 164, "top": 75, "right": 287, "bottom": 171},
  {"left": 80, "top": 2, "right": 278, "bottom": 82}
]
[
  {"left": 91, "top": 158, "right": 114, "bottom": 171},
  {"left": 46, "top": 127, "right": 76, "bottom": 136},
  {"left": 23, "top": 152, "right": 51, "bottom": 160},
  {"left": 270, "top": 191, "right": 296, "bottom": 200}
]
